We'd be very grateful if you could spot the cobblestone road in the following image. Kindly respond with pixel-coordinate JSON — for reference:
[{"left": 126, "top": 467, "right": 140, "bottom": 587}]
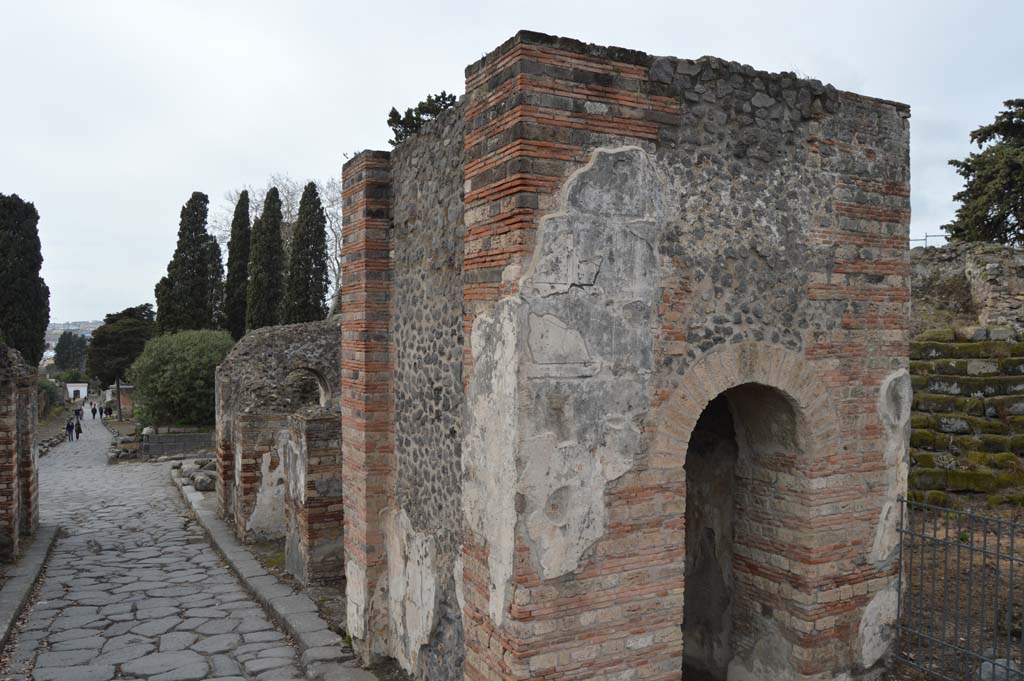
[{"left": 0, "top": 414, "right": 302, "bottom": 681}]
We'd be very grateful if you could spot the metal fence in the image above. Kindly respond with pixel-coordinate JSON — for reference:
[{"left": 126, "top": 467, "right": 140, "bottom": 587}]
[{"left": 897, "top": 498, "right": 1024, "bottom": 680}]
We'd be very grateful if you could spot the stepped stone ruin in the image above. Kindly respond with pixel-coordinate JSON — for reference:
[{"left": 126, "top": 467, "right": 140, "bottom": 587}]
[
  {"left": 909, "top": 242, "right": 1024, "bottom": 508},
  {"left": 0, "top": 344, "right": 40, "bottom": 561},
  {"left": 215, "top": 31, "right": 912, "bottom": 681}
]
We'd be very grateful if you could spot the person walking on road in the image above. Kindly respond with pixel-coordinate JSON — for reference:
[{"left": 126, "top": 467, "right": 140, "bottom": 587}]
[
  {"left": 64, "top": 418, "right": 74, "bottom": 441},
  {"left": 74, "top": 419, "right": 83, "bottom": 441},
  {"left": 91, "top": 404, "right": 97, "bottom": 419}
]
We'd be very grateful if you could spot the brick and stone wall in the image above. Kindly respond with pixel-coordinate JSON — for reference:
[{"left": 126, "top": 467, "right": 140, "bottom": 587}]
[
  {"left": 0, "top": 344, "right": 39, "bottom": 561},
  {"left": 283, "top": 409, "right": 344, "bottom": 585},
  {"left": 338, "top": 30, "right": 910, "bottom": 681},
  {"left": 214, "top": 320, "right": 341, "bottom": 575},
  {"left": 456, "top": 31, "right": 910, "bottom": 681}
]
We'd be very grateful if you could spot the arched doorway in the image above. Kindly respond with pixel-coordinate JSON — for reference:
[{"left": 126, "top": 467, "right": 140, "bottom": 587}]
[{"left": 683, "top": 383, "right": 804, "bottom": 680}]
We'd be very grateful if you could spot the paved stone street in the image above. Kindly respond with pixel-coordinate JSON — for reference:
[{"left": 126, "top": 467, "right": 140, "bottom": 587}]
[{"left": 0, "top": 414, "right": 302, "bottom": 681}]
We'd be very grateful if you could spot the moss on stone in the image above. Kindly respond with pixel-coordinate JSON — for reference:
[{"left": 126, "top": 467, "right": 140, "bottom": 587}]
[
  {"left": 924, "top": 490, "right": 951, "bottom": 507},
  {"left": 911, "top": 413, "right": 934, "bottom": 430},
  {"left": 916, "top": 328, "right": 956, "bottom": 342},
  {"left": 911, "top": 374, "right": 928, "bottom": 391},
  {"left": 909, "top": 468, "right": 947, "bottom": 490},
  {"left": 926, "top": 375, "right": 1024, "bottom": 397},
  {"left": 910, "top": 361, "right": 933, "bottom": 376},
  {"left": 912, "top": 393, "right": 986, "bottom": 416},
  {"left": 910, "top": 341, "right": 1024, "bottom": 360},
  {"left": 911, "top": 450, "right": 936, "bottom": 467},
  {"left": 988, "top": 493, "right": 1024, "bottom": 507},
  {"left": 999, "top": 357, "right": 1024, "bottom": 375},
  {"left": 911, "top": 429, "right": 941, "bottom": 450},
  {"left": 991, "top": 452, "right": 1020, "bottom": 469},
  {"left": 945, "top": 469, "right": 1002, "bottom": 493},
  {"left": 950, "top": 433, "right": 1010, "bottom": 453},
  {"left": 934, "top": 413, "right": 1008, "bottom": 434}
]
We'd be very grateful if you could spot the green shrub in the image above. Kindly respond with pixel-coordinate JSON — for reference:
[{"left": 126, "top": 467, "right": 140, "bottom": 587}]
[
  {"left": 128, "top": 330, "right": 234, "bottom": 426},
  {"left": 36, "top": 379, "right": 63, "bottom": 414}
]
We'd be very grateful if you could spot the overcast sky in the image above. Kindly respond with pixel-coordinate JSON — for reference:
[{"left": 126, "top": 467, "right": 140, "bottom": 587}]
[{"left": 2, "top": 0, "right": 1020, "bottom": 322}]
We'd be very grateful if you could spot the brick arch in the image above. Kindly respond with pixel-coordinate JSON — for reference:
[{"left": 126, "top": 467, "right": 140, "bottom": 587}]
[
  {"left": 653, "top": 341, "right": 840, "bottom": 470},
  {"left": 652, "top": 341, "right": 846, "bottom": 679}
]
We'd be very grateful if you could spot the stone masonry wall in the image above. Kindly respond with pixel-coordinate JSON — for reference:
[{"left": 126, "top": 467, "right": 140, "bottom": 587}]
[
  {"left": 385, "top": 103, "right": 467, "bottom": 676},
  {"left": 459, "top": 31, "right": 910, "bottom": 681},
  {"left": 0, "top": 344, "right": 38, "bottom": 561},
  {"left": 341, "top": 30, "right": 911, "bottom": 681}
]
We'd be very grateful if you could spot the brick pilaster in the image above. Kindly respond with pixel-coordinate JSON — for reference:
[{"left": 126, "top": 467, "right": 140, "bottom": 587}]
[
  {"left": 340, "top": 151, "right": 394, "bottom": 646},
  {"left": 16, "top": 372, "right": 37, "bottom": 536}
]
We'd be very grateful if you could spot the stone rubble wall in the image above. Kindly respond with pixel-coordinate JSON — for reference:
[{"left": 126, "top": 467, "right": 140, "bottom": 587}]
[
  {"left": 283, "top": 409, "right": 344, "bottom": 586},
  {"left": 0, "top": 344, "right": 39, "bottom": 561},
  {"left": 338, "top": 30, "right": 911, "bottom": 681},
  {"left": 213, "top": 320, "right": 342, "bottom": 584}
]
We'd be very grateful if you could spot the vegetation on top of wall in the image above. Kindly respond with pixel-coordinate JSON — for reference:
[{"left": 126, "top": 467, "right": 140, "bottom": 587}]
[
  {"left": 387, "top": 91, "right": 457, "bottom": 146},
  {"left": 943, "top": 99, "right": 1024, "bottom": 245},
  {"left": 128, "top": 329, "right": 235, "bottom": 427}
]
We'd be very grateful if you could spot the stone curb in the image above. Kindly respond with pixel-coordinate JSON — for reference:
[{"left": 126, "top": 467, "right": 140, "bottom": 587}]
[
  {"left": 0, "top": 525, "right": 59, "bottom": 651},
  {"left": 170, "top": 470, "right": 376, "bottom": 681}
]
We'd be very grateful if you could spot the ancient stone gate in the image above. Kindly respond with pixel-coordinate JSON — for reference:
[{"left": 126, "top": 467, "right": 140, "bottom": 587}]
[{"left": 218, "top": 30, "right": 911, "bottom": 681}]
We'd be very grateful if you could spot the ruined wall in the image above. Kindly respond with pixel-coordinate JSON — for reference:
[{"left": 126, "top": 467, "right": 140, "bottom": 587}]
[
  {"left": 912, "top": 241, "right": 1024, "bottom": 336},
  {"left": 340, "top": 30, "right": 911, "bottom": 681},
  {"left": 284, "top": 409, "right": 344, "bottom": 585},
  {"left": 459, "top": 32, "right": 911, "bottom": 681},
  {"left": 214, "top": 319, "right": 340, "bottom": 543},
  {"left": 0, "top": 345, "right": 38, "bottom": 560},
  {"left": 384, "top": 103, "right": 467, "bottom": 676}
]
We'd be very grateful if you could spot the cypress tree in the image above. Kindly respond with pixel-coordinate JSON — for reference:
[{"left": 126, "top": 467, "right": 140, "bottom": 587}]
[
  {"left": 0, "top": 194, "right": 50, "bottom": 364},
  {"left": 223, "top": 191, "right": 251, "bottom": 340},
  {"left": 206, "top": 235, "right": 225, "bottom": 329},
  {"left": 246, "top": 188, "right": 285, "bottom": 331},
  {"left": 284, "top": 182, "right": 329, "bottom": 323},
  {"left": 155, "top": 192, "right": 215, "bottom": 334}
]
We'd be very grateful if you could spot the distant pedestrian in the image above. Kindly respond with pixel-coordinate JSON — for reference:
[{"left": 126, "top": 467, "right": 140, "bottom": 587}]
[
  {"left": 91, "top": 405, "right": 97, "bottom": 419},
  {"left": 105, "top": 405, "right": 113, "bottom": 418},
  {"left": 74, "top": 420, "right": 82, "bottom": 441},
  {"left": 64, "top": 418, "right": 74, "bottom": 441}
]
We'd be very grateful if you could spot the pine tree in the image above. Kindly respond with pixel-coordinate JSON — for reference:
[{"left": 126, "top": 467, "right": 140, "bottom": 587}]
[
  {"left": 155, "top": 192, "right": 217, "bottom": 333},
  {"left": 223, "top": 191, "right": 251, "bottom": 340},
  {"left": 246, "top": 188, "right": 285, "bottom": 331},
  {"left": 283, "top": 183, "right": 329, "bottom": 323},
  {"left": 0, "top": 194, "right": 50, "bottom": 364}
]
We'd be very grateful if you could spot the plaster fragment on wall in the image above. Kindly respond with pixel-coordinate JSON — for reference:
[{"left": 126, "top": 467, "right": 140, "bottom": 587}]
[
  {"left": 463, "top": 301, "right": 520, "bottom": 626},
  {"left": 246, "top": 449, "right": 286, "bottom": 540},
  {"left": 346, "top": 559, "right": 367, "bottom": 639},
  {"left": 859, "top": 585, "right": 899, "bottom": 668},
  {"left": 872, "top": 369, "right": 911, "bottom": 564},
  {"left": 385, "top": 508, "right": 439, "bottom": 671}
]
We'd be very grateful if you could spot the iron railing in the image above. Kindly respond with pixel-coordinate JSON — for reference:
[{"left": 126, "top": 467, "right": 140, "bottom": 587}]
[{"left": 897, "top": 498, "right": 1024, "bottom": 680}]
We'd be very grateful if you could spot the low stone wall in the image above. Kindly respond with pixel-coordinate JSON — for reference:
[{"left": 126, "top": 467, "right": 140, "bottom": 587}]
[
  {"left": 140, "top": 431, "right": 213, "bottom": 458},
  {"left": 910, "top": 325, "right": 1024, "bottom": 506}
]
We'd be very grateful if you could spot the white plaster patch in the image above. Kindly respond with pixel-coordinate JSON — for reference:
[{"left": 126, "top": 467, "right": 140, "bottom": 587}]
[
  {"left": 462, "top": 301, "right": 520, "bottom": 626},
  {"left": 453, "top": 553, "right": 465, "bottom": 617},
  {"left": 858, "top": 585, "right": 898, "bottom": 668},
  {"left": 346, "top": 559, "right": 367, "bottom": 639},
  {"left": 384, "top": 508, "right": 439, "bottom": 672},
  {"left": 245, "top": 449, "right": 286, "bottom": 540},
  {"left": 872, "top": 369, "right": 912, "bottom": 565}
]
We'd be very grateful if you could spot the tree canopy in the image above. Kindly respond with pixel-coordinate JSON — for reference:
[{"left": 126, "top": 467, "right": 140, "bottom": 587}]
[
  {"left": 943, "top": 99, "right": 1024, "bottom": 245},
  {"left": 0, "top": 194, "right": 49, "bottom": 364},
  {"left": 283, "top": 182, "right": 329, "bottom": 323},
  {"left": 155, "top": 192, "right": 223, "bottom": 333},
  {"left": 87, "top": 304, "right": 156, "bottom": 386},
  {"left": 53, "top": 330, "right": 88, "bottom": 372},
  {"left": 224, "top": 191, "right": 251, "bottom": 340},
  {"left": 387, "top": 91, "right": 457, "bottom": 146},
  {"left": 246, "top": 188, "right": 285, "bottom": 331},
  {"left": 128, "top": 329, "right": 235, "bottom": 426}
]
